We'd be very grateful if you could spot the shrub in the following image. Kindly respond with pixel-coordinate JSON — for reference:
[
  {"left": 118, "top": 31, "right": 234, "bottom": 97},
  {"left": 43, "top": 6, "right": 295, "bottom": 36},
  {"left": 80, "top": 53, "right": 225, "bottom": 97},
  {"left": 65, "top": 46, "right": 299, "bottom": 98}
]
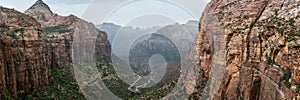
[
  {"left": 284, "top": 81, "right": 291, "bottom": 88},
  {"left": 296, "top": 83, "right": 300, "bottom": 93},
  {"left": 6, "top": 32, "right": 19, "bottom": 39},
  {"left": 277, "top": 22, "right": 282, "bottom": 26},
  {"left": 284, "top": 68, "right": 291, "bottom": 82},
  {"left": 274, "top": 10, "right": 278, "bottom": 16},
  {"left": 266, "top": 57, "right": 274, "bottom": 65},
  {"left": 243, "top": 15, "right": 249, "bottom": 19},
  {"left": 283, "top": 68, "right": 292, "bottom": 88},
  {"left": 0, "top": 29, "right": 4, "bottom": 34},
  {"left": 250, "top": 23, "right": 255, "bottom": 28},
  {"left": 289, "top": 18, "right": 295, "bottom": 25},
  {"left": 189, "top": 92, "right": 199, "bottom": 100},
  {"left": 279, "top": 28, "right": 284, "bottom": 33},
  {"left": 0, "top": 23, "right": 8, "bottom": 29}
]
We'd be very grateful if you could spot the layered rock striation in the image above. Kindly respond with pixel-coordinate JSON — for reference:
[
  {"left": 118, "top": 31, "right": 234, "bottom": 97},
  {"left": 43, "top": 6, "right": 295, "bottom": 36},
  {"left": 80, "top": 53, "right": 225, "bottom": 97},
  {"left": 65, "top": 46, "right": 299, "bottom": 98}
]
[
  {"left": 0, "top": 7, "right": 50, "bottom": 98},
  {"left": 195, "top": 0, "right": 300, "bottom": 99},
  {"left": 0, "top": 0, "right": 111, "bottom": 98},
  {"left": 25, "top": 0, "right": 111, "bottom": 68}
]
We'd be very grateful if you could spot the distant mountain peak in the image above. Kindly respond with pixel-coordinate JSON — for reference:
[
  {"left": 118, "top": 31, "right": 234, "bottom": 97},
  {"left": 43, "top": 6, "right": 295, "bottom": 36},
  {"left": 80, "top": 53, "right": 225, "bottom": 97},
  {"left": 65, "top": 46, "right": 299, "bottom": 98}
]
[
  {"left": 24, "top": 0, "right": 53, "bottom": 15},
  {"left": 185, "top": 20, "right": 199, "bottom": 26}
]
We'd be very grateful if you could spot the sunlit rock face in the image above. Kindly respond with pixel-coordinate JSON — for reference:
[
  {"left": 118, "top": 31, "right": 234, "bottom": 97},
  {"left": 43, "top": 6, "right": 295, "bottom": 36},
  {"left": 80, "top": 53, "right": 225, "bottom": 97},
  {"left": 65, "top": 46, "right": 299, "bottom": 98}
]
[{"left": 195, "top": 0, "right": 300, "bottom": 99}]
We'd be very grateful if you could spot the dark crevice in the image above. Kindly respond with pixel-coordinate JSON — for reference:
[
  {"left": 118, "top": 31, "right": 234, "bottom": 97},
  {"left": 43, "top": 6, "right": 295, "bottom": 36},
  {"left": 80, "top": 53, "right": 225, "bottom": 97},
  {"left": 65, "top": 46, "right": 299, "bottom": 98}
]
[
  {"left": 245, "top": 0, "right": 270, "bottom": 62},
  {"left": 250, "top": 75, "right": 261, "bottom": 100},
  {"left": 42, "top": 38, "right": 50, "bottom": 83},
  {"left": 279, "top": 0, "right": 285, "bottom": 14},
  {"left": 221, "top": 76, "right": 232, "bottom": 100},
  {"left": 12, "top": 43, "right": 23, "bottom": 95},
  {"left": 0, "top": 41, "right": 11, "bottom": 95},
  {"left": 21, "top": 32, "right": 32, "bottom": 90},
  {"left": 226, "top": 33, "right": 234, "bottom": 45},
  {"left": 50, "top": 42, "right": 57, "bottom": 68},
  {"left": 64, "top": 37, "right": 72, "bottom": 64},
  {"left": 250, "top": 68, "right": 255, "bottom": 90},
  {"left": 259, "top": 34, "right": 263, "bottom": 61}
]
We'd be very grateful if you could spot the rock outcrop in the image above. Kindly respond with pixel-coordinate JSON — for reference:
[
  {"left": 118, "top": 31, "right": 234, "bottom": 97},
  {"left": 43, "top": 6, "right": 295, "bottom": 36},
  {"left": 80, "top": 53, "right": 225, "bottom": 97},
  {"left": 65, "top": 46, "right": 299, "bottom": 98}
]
[
  {"left": 24, "top": 0, "right": 53, "bottom": 16},
  {"left": 0, "top": 0, "right": 111, "bottom": 98},
  {"left": 25, "top": 0, "right": 111, "bottom": 68},
  {"left": 195, "top": 0, "right": 300, "bottom": 99},
  {"left": 0, "top": 7, "right": 50, "bottom": 98}
]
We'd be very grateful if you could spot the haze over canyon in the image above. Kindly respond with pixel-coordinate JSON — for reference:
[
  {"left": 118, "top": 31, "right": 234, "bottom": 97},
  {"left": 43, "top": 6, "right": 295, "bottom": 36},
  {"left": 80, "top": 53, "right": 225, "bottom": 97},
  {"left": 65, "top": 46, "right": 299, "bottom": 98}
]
[{"left": 0, "top": 0, "right": 299, "bottom": 100}]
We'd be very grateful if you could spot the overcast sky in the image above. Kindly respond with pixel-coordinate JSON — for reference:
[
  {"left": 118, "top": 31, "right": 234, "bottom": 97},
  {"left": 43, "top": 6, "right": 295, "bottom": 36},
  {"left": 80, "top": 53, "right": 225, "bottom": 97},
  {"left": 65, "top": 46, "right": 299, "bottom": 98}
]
[{"left": 0, "top": 0, "right": 209, "bottom": 28}]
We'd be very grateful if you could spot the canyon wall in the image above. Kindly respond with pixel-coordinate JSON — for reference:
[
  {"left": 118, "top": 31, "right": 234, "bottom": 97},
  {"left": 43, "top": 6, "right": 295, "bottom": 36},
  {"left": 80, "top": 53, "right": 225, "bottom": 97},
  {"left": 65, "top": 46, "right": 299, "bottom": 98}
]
[
  {"left": 0, "top": 0, "right": 111, "bottom": 98},
  {"left": 25, "top": 0, "right": 111, "bottom": 68},
  {"left": 196, "top": 0, "right": 300, "bottom": 99},
  {"left": 0, "top": 7, "right": 50, "bottom": 98}
]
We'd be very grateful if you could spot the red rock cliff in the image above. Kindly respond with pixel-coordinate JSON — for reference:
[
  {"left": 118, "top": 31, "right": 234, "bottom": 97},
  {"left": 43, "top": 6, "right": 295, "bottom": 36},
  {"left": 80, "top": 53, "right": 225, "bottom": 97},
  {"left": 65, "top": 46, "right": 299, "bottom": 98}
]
[
  {"left": 0, "top": 7, "right": 50, "bottom": 98},
  {"left": 196, "top": 0, "right": 300, "bottom": 99},
  {"left": 25, "top": 0, "right": 111, "bottom": 68},
  {"left": 0, "top": 0, "right": 111, "bottom": 98}
]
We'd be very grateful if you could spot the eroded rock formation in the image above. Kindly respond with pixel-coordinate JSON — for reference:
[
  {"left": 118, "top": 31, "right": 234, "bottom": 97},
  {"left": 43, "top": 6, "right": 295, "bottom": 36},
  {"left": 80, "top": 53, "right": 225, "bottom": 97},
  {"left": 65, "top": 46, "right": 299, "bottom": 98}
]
[
  {"left": 25, "top": 0, "right": 111, "bottom": 68},
  {"left": 0, "top": 7, "right": 50, "bottom": 98},
  {"left": 0, "top": 0, "right": 111, "bottom": 98},
  {"left": 195, "top": 0, "right": 300, "bottom": 99}
]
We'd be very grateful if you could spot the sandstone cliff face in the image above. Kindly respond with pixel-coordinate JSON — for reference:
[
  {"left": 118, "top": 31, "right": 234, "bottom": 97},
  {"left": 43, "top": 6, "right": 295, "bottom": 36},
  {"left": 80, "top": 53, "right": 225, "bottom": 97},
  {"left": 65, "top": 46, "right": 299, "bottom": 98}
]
[
  {"left": 196, "top": 0, "right": 300, "bottom": 99},
  {"left": 25, "top": 0, "right": 111, "bottom": 68},
  {"left": 0, "top": 0, "right": 111, "bottom": 98},
  {"left": 0, "top": 7, "right": 50, "bottom": 98}
]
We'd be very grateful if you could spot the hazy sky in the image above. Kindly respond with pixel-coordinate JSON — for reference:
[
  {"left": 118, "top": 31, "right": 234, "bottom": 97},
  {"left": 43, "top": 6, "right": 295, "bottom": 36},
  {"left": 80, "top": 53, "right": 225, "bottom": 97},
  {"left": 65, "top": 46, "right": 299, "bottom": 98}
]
[{"left": 0, "top": 0, "right": 209, "bottom": 28}]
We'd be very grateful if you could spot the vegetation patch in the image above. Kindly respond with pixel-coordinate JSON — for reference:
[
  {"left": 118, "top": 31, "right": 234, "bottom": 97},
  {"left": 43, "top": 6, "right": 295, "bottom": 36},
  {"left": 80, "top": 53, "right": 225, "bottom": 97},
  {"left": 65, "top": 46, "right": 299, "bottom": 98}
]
[
  {"left": 21, "top": 68, "right": 86, "bottom": 100},
  {"left": 0, "top": 24, "right": 9, "bottom": 35},
  {"left": 266, "top": 57, "right": 275, "bottom": 65},
  {"left": 0, "top": 29, "right": 4, "bottom": 34},
  {"left": 6, "top": 32, "right": 19, "bottom": 39},
  {"left": 96, "top": 56, "right": 179, "bottom": 99},
  {"left": 296, "top": 83, "right": 300, "bottom": 93},
  {"left": 42, "top": 25, "right": 73, "bottom": 33},
  {"left": 283, "top": 68, "right": 292, "bottom": 88},
  {"left": 0, "top": 23, "right": 9, "bottom": 29}
]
